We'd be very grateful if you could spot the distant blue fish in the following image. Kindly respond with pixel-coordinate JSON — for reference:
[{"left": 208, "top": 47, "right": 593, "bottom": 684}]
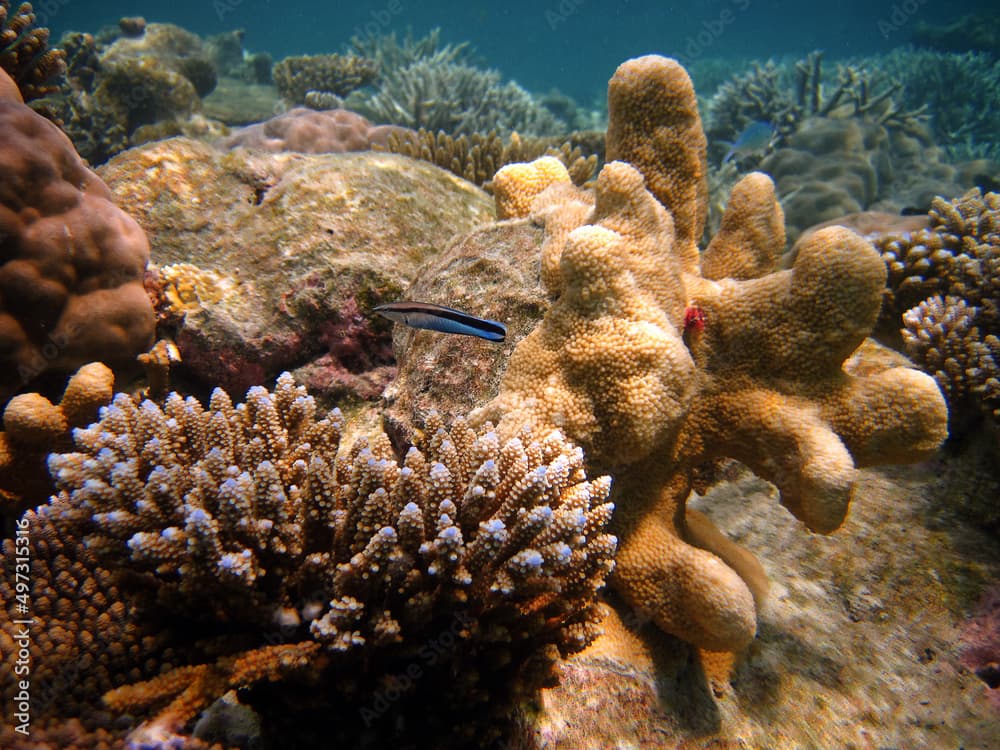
[
  {"left": 722, "top": 121, "right": 776, "bottom": 164},
  {"left": 374, "top": 301, "right": 507, "bottom": 342}
]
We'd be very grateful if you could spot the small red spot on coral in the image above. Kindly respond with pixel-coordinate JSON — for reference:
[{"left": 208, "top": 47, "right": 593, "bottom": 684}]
[{"left": 684, "top": 305, "right": 706, "bottom": 334}]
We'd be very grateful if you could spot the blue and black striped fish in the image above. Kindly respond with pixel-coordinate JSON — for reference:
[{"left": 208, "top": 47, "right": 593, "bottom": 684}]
[{"left": 373, "top": 301, "right": 507, "bottom": 342}]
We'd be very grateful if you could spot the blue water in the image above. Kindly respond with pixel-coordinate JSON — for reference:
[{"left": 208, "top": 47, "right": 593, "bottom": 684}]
[{"left": 43, "top": 0, "right": 997, "bottom": 102}]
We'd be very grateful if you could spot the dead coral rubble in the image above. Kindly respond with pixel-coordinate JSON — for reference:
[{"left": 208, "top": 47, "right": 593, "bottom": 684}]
[{"left": 2, "top": 374, "right": 615, "bottom": 747}]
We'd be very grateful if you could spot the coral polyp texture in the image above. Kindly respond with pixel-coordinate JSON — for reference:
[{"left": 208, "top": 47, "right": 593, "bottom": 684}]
[
  {"left": 476, "top": 55, "right": 948, "bottom": 654},
  {"left": 874, "top": 189, "right": 999, "bottom": 424},
  {"left": 0, "top": 67, "right": 155, "bottom": 398},
  {"left": 1, "top": 373, "right": 615, "bottom": 747}
]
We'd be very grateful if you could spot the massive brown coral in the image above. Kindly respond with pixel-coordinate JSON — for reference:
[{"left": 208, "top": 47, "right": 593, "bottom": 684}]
[
  {"left": 1, "top": 373, "right": 614, "bottom": 747},
  {"left": 477, "top": 55, "right": 948, "bottom": 654},
  {"left": 0, "top": 68, "right": 155, "bottom": 399}
]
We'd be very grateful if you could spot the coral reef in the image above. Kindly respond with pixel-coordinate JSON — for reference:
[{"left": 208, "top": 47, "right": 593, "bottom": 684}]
[
  {"left": 867, "top": 47, "right": 1000, "bottom": 158},
  {"left": 344, "top": 28, "right": 564, "bottom": 136},
  {"left": 1, "top": 374, "right": 615, "bottom": 747},
  {"left": 873, "top": 189, "right": 1000, "bottom": 426},
  {"left": 474, "top": 55, "right": 948, "bottom": 655},
  {"left": 118, "top": 16, "right": 146, "bottom": 39},
  {"left": 703, "top": 51, "right": 995, "bottom": 240},
  {"left": 760, "top": 111, "right": 992, "bottom": 243},
  {"left": 381, "top": 218, "right": 550, "bottom": 450},
  {"left": 201, "top": 76, "right": 280, "bottom": 126},
  {"left": 99, "top": 22, "right": 217, "bottom": 98},
  {"left": 218, "top": 106, "right": 415, "bottom": 154},
  {"left": 348, "top": 26, "right": 469, "bottom": 80},
  {"left": 0, "top": 363, "right": 114, "bottom": 522},
  {"left": 912, "top": 13, "right": 1000, "bottom": 59},
  {"left": 272, "top": 53, "right": 378, "bottom": 106},
  {"left": 705, "top": 51, "right": 927, "bottom": 161},
  {"left": 98, "top": 139, "right": 493, "bottom": 398},
  {"left": 0, "top": 68, "right": 155, "bottom": 399},
  {"left": 40, "top": 22, "right": 225, "bottom": 164},
  {"left": 0, "top": 0, "right": 65, "bottom": 100},
  {"left": 378, "top": 128, "right": 597, "bottom": 189},
  {"left": 522, "top": 439, "right": 1000, "bottom": 747}
]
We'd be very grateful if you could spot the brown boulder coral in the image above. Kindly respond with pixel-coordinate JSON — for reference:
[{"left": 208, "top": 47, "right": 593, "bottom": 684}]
[
  {"left": 3, "top": 373, "right": 614, "bottom": 747},
  {"left": 476, "top": 55, "right": 948, "bottom": 654},
  {"left": 0, "top": 68, "right": 155, "bottom": 399}
]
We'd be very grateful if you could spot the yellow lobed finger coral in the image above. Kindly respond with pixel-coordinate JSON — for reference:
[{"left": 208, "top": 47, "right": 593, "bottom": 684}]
[
  {"left": 477, "top": 55, "right": 948, "bottom": 654},
  {"left": 0, "top": 362, "right": 114, "bottom": 518}
]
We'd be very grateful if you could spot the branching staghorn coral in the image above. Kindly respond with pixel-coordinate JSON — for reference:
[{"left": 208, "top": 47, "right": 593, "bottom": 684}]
[
  {"left": 478, "top": 55, "right": 948, "bottom": 658},
  {"left": 864, "top": 47, "right": 1000, "bottom": 154},
  {"left": 705, "top": 50, "right": 928, "bottom": 160},
  {"left": 346, "top": 57, "right": 564, "bottom": 136},
  {"left": 875, "top": 189, "right": 1000, "bottom": 424},
  {"left": 19, "top": 373, "right": 614, "bottom": 746},
  {"left": 344, "top": 27, "right": 564, "bottom": 137},
  {"left": 378, "top": 127, "right": 597, "bottom": 189},
  {"left": 348, "top": 26, "right": 471, "bottom": 76}
]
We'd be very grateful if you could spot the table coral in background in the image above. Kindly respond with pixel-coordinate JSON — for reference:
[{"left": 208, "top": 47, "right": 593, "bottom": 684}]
[
  {"left": 0, "top": 67, "right": 155, "bottom": 400},
  {"left": 476, "top": 55, "right": 949, "bottom": 656}
]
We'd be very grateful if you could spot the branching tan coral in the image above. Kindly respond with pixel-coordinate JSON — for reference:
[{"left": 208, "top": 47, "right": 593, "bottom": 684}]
[
  {"left": 0, "top": 0, "right": 65, "bottom": 101},
  {"left": 874, "top": 189, "right": 999, "bottom": 424},
  {"left": 902, "top": 296, "right": 999, "bottom": 421},
  {"left": 13, "top": 373, "right": 614, "bottom": 746},
  {"left": 475, "top": 55, "right": 948, "bottom": 654}
]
